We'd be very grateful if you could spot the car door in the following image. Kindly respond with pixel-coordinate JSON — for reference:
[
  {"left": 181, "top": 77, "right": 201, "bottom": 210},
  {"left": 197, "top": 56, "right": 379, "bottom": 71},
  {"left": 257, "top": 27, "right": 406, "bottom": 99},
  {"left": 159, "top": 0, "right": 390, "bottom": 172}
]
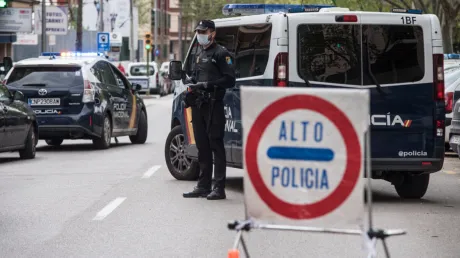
[
  {"left": 0, "top": 84, "right": 28, "bottom": 147},
  {"left": 230, "top": 23, "right": 273, "bottom": 166},
  {"left": 97, "top": 61, "right": 126, "bottom": 134},
  {"left": 108, "top": 63, "right": 134, "bottom": 133},
  {"left": 0, "top": 101, "right": 6, "bottom": 149}
]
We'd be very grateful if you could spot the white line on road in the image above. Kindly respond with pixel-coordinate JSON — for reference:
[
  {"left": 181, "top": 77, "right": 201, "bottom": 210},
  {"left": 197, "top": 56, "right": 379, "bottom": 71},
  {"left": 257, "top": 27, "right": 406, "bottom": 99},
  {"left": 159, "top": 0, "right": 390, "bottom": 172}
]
[
  {"left": 142, "top": 165, "right": 161, "bottom": 178},
  {"left": 93, "top": 197, "right": 126, "bottom": 221}
]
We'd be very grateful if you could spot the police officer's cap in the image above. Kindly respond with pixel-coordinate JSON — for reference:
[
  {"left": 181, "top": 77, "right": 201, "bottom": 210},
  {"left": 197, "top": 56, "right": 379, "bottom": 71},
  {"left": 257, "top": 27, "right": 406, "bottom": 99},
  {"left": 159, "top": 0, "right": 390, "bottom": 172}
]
[{"left": 195, "top": 20, "right": 215, "bottom": 31}]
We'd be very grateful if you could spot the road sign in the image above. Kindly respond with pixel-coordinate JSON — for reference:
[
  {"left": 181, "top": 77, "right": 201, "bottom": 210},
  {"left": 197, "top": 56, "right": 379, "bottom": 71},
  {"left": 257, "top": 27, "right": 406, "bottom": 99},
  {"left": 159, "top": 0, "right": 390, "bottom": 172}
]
[
  {"left": 241, "top": 87, "right": 369, "bottom": 227},
  {"left": 97, "top": 32, "right": 110, "bottom": 52},
  {"left": 155, "top": 49, "right": 160, "bottom": 56}
]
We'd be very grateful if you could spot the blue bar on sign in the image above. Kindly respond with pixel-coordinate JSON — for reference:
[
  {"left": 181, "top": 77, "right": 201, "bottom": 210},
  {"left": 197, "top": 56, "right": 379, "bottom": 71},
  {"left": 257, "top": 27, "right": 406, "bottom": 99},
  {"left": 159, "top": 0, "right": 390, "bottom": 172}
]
[{"left": 266, "top": 146, "right": 334, "bottom": 162}]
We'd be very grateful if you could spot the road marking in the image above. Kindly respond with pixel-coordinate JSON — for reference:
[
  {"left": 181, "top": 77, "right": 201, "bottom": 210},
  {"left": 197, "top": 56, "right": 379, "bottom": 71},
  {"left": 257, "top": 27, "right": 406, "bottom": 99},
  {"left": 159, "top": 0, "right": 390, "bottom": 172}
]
[
  {"left": 93, "top": 197, "right": 126, "bottom": 221},
  {"left": 444, "top": 170, "right": 458, "bottom": 175},
  {"left": 142, "top": 165, "right": 161, "bottom": 178}
]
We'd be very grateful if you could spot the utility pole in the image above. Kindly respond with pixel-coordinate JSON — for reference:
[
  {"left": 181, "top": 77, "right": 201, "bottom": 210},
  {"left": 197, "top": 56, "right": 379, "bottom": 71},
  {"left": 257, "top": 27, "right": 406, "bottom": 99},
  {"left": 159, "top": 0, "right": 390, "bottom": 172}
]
[
  {"left": 129, "top": 0, "right": 134, "bottom": 61},
  {"left": 153, "top": 0, "right": 158, "bottom": 61},
  {"left": 100, "top": 0, "right": 104, "bottom": 32},
  {"left": 178, "top": 0, "right": 182, "bottom": 61},
  {"left": 160, "top": 0, "right": 165, "bottom": 62},
  {"left": 40, "top": 0, "right": 47, "bottom": 52},
  {"left": 76, "top": 0, "right": 82, "bottom": 51}
]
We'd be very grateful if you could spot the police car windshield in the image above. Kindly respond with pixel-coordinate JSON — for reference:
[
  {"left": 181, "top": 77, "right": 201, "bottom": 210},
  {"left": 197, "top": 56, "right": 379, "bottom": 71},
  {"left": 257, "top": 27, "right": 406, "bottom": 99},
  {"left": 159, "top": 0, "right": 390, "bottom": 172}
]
[
  {"left": 7, "top": 66, "right": 83, "bottom": 88},
  {"left": 130, "top": 65, "right": 155, "bottom": 76}
]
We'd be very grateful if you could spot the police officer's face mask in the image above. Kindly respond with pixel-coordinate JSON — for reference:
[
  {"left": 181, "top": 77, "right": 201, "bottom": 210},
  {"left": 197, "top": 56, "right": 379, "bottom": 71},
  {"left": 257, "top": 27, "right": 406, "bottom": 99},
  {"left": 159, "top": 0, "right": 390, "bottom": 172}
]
[{"left": 197, "top": 32, "right": 212, "bottom": 46}]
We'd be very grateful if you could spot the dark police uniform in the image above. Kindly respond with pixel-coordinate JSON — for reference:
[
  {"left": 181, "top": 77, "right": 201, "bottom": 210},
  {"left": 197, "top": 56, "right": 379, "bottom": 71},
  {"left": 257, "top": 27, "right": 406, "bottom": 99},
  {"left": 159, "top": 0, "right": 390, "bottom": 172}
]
[{"left": 183, "top": 20, "right": 236, "bottom": 200}]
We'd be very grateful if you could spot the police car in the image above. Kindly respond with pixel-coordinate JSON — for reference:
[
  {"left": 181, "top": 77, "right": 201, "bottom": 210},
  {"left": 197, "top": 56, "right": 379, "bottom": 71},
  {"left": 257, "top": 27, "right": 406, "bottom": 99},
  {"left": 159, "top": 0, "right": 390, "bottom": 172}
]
[
  {"left": 3, "top": 52, "right": 148, "bottom": 149},
  {"left": 165, "top": 4, "right": 446, "bottom": 199}
]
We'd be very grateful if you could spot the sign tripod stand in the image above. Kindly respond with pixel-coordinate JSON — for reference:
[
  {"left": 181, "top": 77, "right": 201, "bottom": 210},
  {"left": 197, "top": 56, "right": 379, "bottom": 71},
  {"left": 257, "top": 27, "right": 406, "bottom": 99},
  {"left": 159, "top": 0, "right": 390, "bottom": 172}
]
[{"left": 227, "top": 134, "right": 406, "bottom": 258}]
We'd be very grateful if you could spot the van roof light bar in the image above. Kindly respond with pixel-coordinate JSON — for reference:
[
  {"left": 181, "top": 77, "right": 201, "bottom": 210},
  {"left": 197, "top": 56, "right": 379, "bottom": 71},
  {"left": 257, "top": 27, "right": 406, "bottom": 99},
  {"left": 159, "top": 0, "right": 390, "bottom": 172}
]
[
  {"left": 391, "top": 8, "right": 423, "bottom": 14},
  {"left": 222, "top": 4, "right": 336, "bottom": 16}
]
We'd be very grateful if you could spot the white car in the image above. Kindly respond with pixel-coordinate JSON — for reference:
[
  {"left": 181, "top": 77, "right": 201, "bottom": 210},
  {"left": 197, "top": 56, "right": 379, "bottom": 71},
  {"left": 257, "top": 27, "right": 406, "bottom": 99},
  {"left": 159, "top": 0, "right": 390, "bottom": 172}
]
[{"left": 126, "top": 62, "right": 165, "bottom": 95}]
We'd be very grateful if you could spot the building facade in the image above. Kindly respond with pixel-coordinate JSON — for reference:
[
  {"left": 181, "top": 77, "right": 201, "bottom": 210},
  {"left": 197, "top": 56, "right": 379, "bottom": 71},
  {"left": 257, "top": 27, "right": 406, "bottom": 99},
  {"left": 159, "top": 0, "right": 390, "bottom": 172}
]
[{"left": 0, "top": 0, "right": 37, "bottom": 59}]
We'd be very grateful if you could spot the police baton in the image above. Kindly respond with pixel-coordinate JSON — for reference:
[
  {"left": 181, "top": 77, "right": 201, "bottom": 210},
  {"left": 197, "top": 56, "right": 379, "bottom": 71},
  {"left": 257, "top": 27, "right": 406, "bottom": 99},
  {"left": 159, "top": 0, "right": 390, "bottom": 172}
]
[{"left": 207, "top": 86, "right": 217, "bottom": 134}]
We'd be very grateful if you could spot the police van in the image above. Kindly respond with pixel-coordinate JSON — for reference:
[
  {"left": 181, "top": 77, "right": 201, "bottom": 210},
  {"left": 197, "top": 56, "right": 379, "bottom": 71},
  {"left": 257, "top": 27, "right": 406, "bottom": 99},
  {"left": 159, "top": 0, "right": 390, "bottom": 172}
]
[{"left": 165, "top": 4, "right": 446, "bottom": 199}]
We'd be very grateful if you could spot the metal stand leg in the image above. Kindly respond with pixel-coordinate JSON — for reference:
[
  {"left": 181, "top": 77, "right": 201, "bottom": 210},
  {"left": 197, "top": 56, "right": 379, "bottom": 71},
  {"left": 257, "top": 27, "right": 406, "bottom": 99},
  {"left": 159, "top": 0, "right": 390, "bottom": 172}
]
[
  {"left": 240, "top": 234, "right": 250, "bottom": 258},
  {"left": 381, "top": 239, "right": 390, "bottom": 258}
]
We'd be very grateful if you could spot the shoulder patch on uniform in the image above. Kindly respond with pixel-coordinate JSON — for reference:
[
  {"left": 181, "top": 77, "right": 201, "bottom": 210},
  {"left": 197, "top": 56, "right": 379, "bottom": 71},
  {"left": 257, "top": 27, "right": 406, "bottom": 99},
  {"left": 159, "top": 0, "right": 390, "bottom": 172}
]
[{"left": 225, "top": 56, "right": 232, "bottom": 65}]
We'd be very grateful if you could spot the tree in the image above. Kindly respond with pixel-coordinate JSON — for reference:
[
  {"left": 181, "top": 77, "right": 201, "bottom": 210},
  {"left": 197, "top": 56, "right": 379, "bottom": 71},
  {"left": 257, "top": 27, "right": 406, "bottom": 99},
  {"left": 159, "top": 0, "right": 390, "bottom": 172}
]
[
  {"left": 381, "top": 0, "right": 460, "bottom": 52},
  {"left": 76, "top": 0, "right": 83, "bottom": 51}
]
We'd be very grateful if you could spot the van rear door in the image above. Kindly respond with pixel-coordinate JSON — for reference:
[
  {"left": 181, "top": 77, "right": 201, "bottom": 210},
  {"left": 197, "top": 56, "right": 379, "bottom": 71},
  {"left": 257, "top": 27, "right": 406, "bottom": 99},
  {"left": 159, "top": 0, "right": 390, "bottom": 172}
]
[{"left": 288, "top": 11, "right": 444, "bottom": 172}]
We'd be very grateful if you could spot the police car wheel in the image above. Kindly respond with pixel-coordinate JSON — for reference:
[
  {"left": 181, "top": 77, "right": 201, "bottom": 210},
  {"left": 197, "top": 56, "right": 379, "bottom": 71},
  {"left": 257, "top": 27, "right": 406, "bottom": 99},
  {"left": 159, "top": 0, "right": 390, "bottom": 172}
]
[
  {"left": 19, "top": 125, "right": 36, "bottom": 160},
  {"left": 93, "top": 114, "right": 112, "bottom": 149},
  {"left": 164, "top": 125, "right": 199, "bottom": 181},
  {"left": 129, "top": 110, "right": 148, "bottom": 144},
  {"left": 45, "top": 139, "right": 63, "bottom": 146},
  {"left": 394, "top": 173, "right": 430, "bottom": 199}
]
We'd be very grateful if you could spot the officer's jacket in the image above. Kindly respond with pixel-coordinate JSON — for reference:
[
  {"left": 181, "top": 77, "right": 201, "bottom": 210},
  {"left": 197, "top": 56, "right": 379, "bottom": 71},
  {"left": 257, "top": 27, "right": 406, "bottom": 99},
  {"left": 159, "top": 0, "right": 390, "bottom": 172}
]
[{"left": 192, "top": 42, "right": 236, "bottom": 100}]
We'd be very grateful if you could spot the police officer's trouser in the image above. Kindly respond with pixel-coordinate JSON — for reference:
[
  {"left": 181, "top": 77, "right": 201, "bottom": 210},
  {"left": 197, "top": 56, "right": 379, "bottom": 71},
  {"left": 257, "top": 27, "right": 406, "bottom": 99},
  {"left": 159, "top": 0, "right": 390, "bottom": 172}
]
[{"left": 191, "top": 100, "right": 226, "bottom": 190}]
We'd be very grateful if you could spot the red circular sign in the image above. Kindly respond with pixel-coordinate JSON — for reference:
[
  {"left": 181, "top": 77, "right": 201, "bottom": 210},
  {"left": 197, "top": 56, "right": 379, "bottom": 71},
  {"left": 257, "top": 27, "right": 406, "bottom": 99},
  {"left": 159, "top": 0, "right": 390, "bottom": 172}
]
[{"left": 245, "top": 94, "right": 362, "bottom": 220}]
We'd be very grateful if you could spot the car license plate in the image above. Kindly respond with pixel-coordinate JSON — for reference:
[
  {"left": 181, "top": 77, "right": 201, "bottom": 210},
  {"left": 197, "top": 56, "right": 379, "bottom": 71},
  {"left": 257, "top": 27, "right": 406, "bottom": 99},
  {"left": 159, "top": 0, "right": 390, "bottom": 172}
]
[
  {"left": 129, "top": 80, "right": 148, "bottom": 89},
  {"left": 450, "top": 136, "right": 460, "bottom": 144},
  {"left": 28, "top": 98, "right": 60, "bottom": 106}
]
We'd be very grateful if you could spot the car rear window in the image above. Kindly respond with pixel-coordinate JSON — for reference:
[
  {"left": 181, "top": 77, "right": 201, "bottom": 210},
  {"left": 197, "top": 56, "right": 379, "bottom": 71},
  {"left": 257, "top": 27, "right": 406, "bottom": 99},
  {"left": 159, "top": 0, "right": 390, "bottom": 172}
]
[
  {"left": 130, "top": 65, "right": 155, "bottom": 76},
  {"left": 6, "top": 66, "right": 84, "bottom": 87},
  {"left": 297, "top": 24, "right": 425, "bottom": 85}
]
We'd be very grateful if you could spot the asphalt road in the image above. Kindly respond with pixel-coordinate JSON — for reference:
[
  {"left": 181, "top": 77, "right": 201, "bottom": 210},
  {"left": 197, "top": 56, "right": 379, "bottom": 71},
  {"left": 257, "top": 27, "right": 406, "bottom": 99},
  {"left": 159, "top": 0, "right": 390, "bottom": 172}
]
[{"left": 1, "top": 94, "right": 460, "bottom": 258}]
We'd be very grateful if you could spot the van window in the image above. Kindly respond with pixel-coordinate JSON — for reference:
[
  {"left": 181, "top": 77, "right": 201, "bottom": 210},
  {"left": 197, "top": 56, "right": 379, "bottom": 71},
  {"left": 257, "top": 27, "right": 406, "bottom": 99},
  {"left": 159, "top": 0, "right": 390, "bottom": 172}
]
[
  {"left": 185, "top": 26, "right": 239, "bottom": 77},
  {"left": 362, "top": 25, "right": 424, "bottom": 85},
  {"left": 130, "top": 65, "right": 155, "bottom": 76},
  {"left": 297, "top": 24, "right": 362, "bottom": 85},
  {"left": 235, "top": 24, "right": 271, "bottom": 78},
  {"left": 6, "top": 66, "right": 84, "bottom": 88}
]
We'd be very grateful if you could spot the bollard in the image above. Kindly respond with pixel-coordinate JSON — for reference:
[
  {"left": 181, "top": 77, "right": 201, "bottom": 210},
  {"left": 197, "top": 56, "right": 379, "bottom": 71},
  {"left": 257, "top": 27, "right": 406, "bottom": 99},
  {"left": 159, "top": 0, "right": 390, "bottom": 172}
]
[{"left": 228, "top": 249, "right": 239, "bottom": 258}]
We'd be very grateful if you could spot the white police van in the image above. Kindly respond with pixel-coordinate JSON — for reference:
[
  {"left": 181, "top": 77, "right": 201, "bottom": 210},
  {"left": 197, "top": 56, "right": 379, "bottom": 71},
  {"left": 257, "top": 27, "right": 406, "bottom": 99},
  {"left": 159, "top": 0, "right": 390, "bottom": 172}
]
[{"left": 166, "top": 4, "right": 446, "bottom": 199}]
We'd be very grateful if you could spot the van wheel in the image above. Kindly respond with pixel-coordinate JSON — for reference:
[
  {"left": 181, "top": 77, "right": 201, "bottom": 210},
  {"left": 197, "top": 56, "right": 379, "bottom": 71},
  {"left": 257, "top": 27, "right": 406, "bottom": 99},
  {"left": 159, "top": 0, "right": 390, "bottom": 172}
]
[
  {"left": 19, "top": 125, "right": 36, "bottom": 159},
  {"left": 93, "top": 114, "right": 112, "bottom": 149},
  {"left": 130, "top": 110, "right": 148, "bottom": 144},
  {"left": 45, "top": 139, "right": 63, "bottom": 146},
  {"left": 394, "top": 173, "right": 430, "bottom": 199},
  {"left": 164, "top": 125, "right": 199, "bottom": 180}
]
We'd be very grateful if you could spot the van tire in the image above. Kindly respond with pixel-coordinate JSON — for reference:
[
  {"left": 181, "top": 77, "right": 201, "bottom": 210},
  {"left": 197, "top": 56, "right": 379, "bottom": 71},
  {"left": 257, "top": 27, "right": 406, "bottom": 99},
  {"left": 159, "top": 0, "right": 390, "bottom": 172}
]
[
  {"left": 130, "top": 110, "right": 148, "bottom": 144},
  {"left": 19, "top": 125, "right": 36, "bottom": 159},
  {"left": 165, "top": 125, "right": 199, "bottom": 181},
  {"left": 394, "top": 173, "right": 430, "bottom": 199},
  {"left": 45, "top": 139, "right": 63, "bottom": 146},
  {"left": 93, "top": 114, "right": 112, "bottom": 149}
]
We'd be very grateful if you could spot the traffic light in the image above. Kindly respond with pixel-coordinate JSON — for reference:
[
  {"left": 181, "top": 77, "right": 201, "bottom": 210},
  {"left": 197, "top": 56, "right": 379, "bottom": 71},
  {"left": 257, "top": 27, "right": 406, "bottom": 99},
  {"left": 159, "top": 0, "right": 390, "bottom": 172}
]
[
  {"left": 144, "top": 33, "right": 152, "bottom": 51},
  {"left": 0, "top": 0, "right": 10, "bottom": 8}
]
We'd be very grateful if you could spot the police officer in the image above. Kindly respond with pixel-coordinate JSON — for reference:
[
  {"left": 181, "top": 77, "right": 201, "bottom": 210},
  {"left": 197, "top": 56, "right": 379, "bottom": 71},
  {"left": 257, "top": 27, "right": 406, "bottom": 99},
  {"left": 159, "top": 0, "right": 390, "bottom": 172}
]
[{"left": 183, "top": 20, "right": 236, "bottom": 200}]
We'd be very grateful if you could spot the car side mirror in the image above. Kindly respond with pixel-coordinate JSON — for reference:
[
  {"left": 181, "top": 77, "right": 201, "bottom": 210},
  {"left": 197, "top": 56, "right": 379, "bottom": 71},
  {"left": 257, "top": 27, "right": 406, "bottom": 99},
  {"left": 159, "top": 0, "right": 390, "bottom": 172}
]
[
  {"left": 132, "top": 83, "right": 142, "bottom": 92},
  {"left": 169, "top": 60, "right": 183, "bottom": 80},
  {"left": 13, "top": 90, "right": 24, "bottom": 102}
]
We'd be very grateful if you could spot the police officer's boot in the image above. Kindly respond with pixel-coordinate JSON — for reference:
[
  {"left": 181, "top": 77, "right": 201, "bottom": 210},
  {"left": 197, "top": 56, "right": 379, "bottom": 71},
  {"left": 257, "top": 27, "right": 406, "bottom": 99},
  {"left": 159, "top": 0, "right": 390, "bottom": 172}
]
[
  {"left": 183, "top": 187, "right": 211, "bottom": 198},
  {"left": 206, "top": 188, "right": 226, "bottom": 200}
]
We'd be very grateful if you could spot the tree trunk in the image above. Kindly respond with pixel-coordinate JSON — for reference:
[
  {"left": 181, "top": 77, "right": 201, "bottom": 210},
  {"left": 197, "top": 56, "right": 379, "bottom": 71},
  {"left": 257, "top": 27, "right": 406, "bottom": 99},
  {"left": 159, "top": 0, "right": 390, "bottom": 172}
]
[
  {"left": 442, "top": 22, "right": 454, "bottom": 53},
  {"left": 183, "top": 19, "right": 188, "bottom": 57},
  {"left": 76, "top": 0, "right": 83, "bottom": 51}
]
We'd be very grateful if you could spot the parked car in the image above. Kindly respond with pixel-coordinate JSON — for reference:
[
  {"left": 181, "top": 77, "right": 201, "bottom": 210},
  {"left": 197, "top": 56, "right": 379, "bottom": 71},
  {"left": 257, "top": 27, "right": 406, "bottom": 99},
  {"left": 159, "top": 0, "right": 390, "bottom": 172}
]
[
  {"left": 159, "top": 62, "right": 172, "bottom": 95},
  {"left": 0, "top": 82, "right": 38, "bottom": 159},
  {"left": 126, "top": 62, "right": 165, "bottom": 95},
  {"left": 449, "top": 95, "right": 460, "bottom": 157},
  {"left": 444, "top": 55, "right": 460, "bottom": 151}
]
